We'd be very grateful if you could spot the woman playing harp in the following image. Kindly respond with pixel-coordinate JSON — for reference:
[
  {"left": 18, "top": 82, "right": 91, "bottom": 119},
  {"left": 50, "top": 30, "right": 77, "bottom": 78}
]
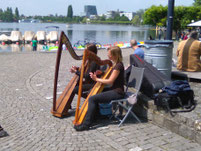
[
  {"left": 74, "top": 46, "right": 125, "bottom": 131},
  {"left": 70, "top": 43, "right": 103, "bottom": 99}
]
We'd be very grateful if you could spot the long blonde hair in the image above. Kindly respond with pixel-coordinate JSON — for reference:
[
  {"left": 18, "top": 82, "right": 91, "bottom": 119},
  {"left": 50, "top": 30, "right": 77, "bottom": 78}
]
[{"left": 108, "top": 46, "right": 123, "bottom": 63}]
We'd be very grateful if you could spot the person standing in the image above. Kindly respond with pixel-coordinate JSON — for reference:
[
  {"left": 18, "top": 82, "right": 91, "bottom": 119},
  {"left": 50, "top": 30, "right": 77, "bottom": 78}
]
[
  {"left": 130, "top": 39, "right": 144, "bottom": 59},
  {"left": 74, "top": 46, "right": 125, "bottom": 131},
  {"left": 177, "top": 31, "right": 201, "bottom": 72},
  {"left": 32, "top": 38, "right": 38, "bottom": 51}
]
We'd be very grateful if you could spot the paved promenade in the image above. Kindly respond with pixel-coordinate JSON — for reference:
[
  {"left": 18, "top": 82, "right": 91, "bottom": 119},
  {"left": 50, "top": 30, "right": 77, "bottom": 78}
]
[{"left": 0, "top": 44, "right": 201, "bottom": 151}]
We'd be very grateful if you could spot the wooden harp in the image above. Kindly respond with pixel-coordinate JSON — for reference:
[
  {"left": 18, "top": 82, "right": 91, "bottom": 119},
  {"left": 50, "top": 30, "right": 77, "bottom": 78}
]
[
  {"left": 74, "top": 49, "right": 113, "bottom": 125},
  {"left": 51, "top": 31, "right": 83, "bottom": 117}
]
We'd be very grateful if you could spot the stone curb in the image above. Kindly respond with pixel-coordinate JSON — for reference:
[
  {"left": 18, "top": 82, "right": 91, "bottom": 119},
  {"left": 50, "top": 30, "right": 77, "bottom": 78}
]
[{"left": 135, "top": 94, "right": 201, "bottom": 145}]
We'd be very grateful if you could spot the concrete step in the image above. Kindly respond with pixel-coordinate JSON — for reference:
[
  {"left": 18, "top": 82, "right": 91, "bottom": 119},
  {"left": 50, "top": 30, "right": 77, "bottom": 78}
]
[{"left": 134, "top": 91, "right": 201, "bottom": 145}]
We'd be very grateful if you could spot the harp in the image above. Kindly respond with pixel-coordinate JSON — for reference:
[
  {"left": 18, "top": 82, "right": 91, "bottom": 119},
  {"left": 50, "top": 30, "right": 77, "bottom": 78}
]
[
  {"left": 73, "top": 49, "right": 113, "bottom": 125},
  {"left": 51, "top": 31, "right": 83, "bottom": 117}
]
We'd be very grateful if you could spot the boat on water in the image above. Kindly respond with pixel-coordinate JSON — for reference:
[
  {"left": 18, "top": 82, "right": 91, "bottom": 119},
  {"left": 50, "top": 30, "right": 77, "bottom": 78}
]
[
  {"left": 66, "top": 24, "right": 72, "bottom": 28},
  {"left": 0, "top": 31, "right": 11, "bottom": 36},
  {"left": 9, "top": 31, "right": 23, "bottom": 43},
  {"left": 23, "top": 31, "right": 35, "bottom": 44},
  {"left": 45, "top": 26, "right": 59, "bottom": 43}
]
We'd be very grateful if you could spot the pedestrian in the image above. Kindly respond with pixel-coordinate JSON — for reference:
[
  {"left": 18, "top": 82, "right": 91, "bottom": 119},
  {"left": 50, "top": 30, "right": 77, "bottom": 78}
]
[
  {"left": 130, "top": 39, "right": 144, "bottom": 59},
  {"left": 32, "top": 38, "right": 38, "bottom": 51}
]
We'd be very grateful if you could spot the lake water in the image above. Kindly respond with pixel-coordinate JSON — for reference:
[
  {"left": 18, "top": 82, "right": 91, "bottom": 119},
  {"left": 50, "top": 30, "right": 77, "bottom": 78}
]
[{"left": 0, "top": 23, "right": 155, "bottom": 52}]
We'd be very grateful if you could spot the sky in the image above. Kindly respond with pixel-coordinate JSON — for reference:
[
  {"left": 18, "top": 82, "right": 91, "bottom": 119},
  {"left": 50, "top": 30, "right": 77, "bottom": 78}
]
[{"left": 0, "top": 0, "right": 194, "bottom": 16}]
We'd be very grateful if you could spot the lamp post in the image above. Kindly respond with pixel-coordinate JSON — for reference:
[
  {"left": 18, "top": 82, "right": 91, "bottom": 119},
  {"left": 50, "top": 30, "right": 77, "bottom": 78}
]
[{"left": 166, "top": 0, "right": 175, "bottom": 40}]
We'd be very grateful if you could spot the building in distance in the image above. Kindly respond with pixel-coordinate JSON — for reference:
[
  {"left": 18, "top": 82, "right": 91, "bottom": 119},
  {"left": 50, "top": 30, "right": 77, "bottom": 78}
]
[{"left": 84, "top": 5, "right": 97, "bottom": 18}]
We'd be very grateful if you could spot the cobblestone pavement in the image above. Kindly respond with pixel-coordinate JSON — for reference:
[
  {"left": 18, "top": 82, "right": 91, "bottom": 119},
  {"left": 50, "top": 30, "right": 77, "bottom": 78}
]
[{"left": 0, "top": 49, "right": 201, "bottom": 151}]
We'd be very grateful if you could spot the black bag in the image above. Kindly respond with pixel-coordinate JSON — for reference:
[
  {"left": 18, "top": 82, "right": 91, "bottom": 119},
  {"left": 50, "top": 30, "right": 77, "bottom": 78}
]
[
  {"left": 154, "top": 80, "right": 196, "bottom": 116},
  {"left": 126, "top": 54, "right": 171, "bottom": 98}
]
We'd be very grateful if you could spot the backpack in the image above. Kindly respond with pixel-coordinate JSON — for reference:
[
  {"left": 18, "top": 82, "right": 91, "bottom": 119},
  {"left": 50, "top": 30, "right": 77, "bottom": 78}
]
[
  {"left": 154, "top": 80, "right": 196, "bottom": 116},
  {"left": 99, "top": 103, "right": 112, "bottom": 116}
]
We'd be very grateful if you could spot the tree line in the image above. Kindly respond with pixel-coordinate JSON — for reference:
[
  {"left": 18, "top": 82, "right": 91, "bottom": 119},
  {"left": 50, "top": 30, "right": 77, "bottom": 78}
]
[
  {"left": 143, "top": 0, "right": 201, "bottom": 33},
  {"left": 1, "top": 0, "right": 201, "bottom": 31},
  {"left": 0, "top": 7, "right": 19, "bottom": 22}
]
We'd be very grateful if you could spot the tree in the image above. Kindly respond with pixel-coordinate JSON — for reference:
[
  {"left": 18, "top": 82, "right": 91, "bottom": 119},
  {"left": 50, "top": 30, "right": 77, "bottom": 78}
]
[
  {"left": 119, "top": 15, "right": 129, "bottom": 21},
  {"left": 4, "top": 7, "right": 14, "bottom": 22},
  {"left": 67, "top": 5, "right": 73, "bottom": 18},
  {"left": 193, "top": 0, "right": 201, "bottom": 6},
  {"left": 143, "top": 5, "right": 167, "bottom": 26},
  {"left": 131, "top": 15, "right": 141, "bottom": 26},
  {"left": 14, "top": 7, "right": 19, "bottom": 21},
  {"left": 99, "top": 15, "right": 106, "bottom": 21},
  {"left": 136, "top": 9, "right": 144, "bottom": 20}
]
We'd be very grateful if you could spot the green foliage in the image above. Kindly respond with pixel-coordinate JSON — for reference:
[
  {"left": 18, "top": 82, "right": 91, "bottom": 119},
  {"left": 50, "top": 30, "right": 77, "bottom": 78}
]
[
  {"left": 82, "top": 17, "right": 88, "bottom": 23},
  {"left": 131, "top": 15, "right": 141, "bottom": 26},
  {"left": 193, "top": 0, "right": 201, "bottom": 6},
  {"left": 143, "top": 4, "right": 201, "bottom": 32},
  {"left": 143, "top": 5, "right": 167, "bottom": 26},
  {"left": 119, "top": 15, "right": 129, "bottom": 21},
  {"left": 14, "top": 7, "right": 19, "bottom": 21},
  {"left": 136, "top": 9, "right": 144, "bottom": 19},
  {"left": 67, "top": 5, "right": 73, "bottom": 18},
  {"left": 99, "top": 15, "right": 106, "bottom": 21}
]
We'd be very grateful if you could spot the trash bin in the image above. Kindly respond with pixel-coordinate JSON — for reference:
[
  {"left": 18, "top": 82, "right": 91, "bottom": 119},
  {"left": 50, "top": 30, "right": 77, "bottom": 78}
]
[{"left": 144, "top": 40, "right": 173, "bottom": 79}]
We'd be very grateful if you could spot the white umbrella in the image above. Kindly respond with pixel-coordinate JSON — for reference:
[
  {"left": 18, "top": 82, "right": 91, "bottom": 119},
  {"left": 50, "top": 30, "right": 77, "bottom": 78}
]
[{"left": 187, "top": 20, "right": 201, "bottom": 27}]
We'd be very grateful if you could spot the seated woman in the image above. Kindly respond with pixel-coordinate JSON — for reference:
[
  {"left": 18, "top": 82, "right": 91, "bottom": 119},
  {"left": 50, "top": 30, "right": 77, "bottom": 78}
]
[
  {"left": 70, "top": 44, "right": 101, "bottom": 98},
  {"left": 74, "top": 46, "right": 125, "bottom": 131}
]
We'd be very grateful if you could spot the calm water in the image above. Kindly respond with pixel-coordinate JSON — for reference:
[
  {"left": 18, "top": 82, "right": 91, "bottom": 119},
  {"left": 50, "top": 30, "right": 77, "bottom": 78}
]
[{"left": 0, "top": 23, "right": 155, "bottom": 52}]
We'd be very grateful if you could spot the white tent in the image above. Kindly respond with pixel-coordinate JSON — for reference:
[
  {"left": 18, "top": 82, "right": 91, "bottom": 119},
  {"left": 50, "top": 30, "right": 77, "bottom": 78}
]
[{"left": 187, "top": 20, "right": 201, "bottom": 27}]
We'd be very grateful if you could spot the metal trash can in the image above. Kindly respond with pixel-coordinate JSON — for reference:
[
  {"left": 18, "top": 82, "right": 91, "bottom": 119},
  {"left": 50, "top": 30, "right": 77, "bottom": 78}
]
[{"left": 144, "top": 40, "right": 173, "bottom": 79}]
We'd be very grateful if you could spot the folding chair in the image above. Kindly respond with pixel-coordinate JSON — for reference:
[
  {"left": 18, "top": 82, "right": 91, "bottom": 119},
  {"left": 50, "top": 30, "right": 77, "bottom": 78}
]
[{"left": 111, "top": 65, "right": 144, "bottom": 127}]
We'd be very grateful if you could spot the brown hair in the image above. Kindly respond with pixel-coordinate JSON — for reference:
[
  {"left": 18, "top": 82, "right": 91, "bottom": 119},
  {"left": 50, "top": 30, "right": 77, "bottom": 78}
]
[
  {"left": 130, "top": 39, "right": 137, "bottom": 47},
  {"left": 190, "top": 31, "right": 198, "bottom": 39},
  {"left": 108, "top": 46, "right": 123, "bottom": 63},
  {"left": 86, "top": 43, "right": 97, "bottom": 54}
]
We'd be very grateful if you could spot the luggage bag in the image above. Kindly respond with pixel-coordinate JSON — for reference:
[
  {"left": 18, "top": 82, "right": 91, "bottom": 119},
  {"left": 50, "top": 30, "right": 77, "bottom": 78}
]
[{"left": 128, "top": 54, "right": 171, "bottom": 98}]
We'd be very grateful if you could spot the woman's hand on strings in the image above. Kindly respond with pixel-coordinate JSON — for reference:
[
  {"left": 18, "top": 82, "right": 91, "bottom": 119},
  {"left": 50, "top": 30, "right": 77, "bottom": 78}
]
[
  {"left": 70, "top": 66, "right": 79, "bottom": 73},
  {"left": 95, "top": 70, "right": 102, "bottom": 75}
]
